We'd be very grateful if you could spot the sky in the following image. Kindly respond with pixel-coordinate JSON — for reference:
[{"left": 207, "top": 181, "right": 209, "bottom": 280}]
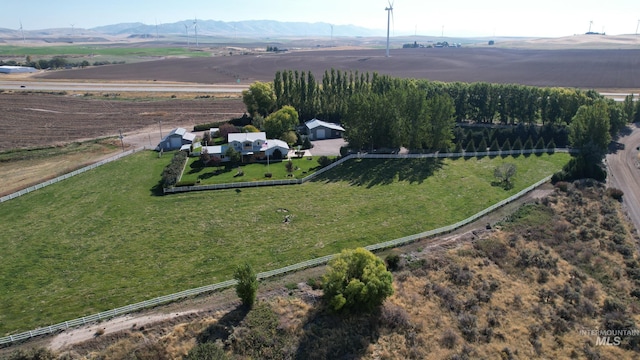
[{"left": 2, "top": 0, "right": 640, "bottom": 38}]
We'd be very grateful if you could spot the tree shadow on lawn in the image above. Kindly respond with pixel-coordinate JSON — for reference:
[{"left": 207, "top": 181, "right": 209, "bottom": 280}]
[
  {"left": 294, "top": 308, "right": 381, "bottom": 360},
  {"left": 311, "top": 158, "right": 444, "bottom": 188}
]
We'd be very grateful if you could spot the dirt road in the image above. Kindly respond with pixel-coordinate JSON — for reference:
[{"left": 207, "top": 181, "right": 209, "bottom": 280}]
[{"left": 606, "top": 123, "right": 640, "bottom": 236}]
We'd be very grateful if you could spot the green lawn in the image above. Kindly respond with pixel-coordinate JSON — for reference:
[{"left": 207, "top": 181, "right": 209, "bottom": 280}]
[
  {"left": 0, "top": 151, "right": 570, "bottom": 335},
  {"left": 181, "top": 156, "right": 326, "bottom": 184}
]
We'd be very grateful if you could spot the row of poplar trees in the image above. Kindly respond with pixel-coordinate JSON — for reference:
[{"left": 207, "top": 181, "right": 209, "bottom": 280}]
[{"left": 245, "top": 69, "right": 639, "bottom": 152}]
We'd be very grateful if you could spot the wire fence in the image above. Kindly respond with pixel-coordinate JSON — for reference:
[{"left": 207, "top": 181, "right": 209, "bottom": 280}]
[
  {"left": 0, "top": 156, "right": 558, "bottom": 346},
  {"left": 0, "top": 147, "right": 146, "bottom": 204}
]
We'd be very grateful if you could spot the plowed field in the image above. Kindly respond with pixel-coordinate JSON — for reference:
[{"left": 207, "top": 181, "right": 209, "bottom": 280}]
[
  {"left": 0, "top": 93, "right": 245, "bottom": 151},
  {"left": 37, "top": 48, "right": 640, "bottom": 89}
]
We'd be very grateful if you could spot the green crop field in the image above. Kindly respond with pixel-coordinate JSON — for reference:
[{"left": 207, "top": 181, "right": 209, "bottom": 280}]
[
  {"left": 0, "top": 45, "right": 209, "bottom": 58},
  {"left": 0, "top": 151, "right": 570, "bottom": 335}
]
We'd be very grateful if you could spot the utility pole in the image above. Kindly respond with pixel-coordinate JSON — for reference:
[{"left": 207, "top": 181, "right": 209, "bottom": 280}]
[{"left": 119, "top": 129, "right": 125, "bottom": 152}]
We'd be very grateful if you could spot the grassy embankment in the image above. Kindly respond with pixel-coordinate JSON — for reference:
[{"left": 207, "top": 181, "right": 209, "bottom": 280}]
[
  {"left": 0, "top": 151, "right": 570, "bottom": 335},
  {"left": 0, "top": 139, "right": 122, "bottom": 197}
]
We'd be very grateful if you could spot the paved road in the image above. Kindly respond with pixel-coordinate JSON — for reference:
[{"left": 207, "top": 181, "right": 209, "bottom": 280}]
[
  {"left": 0, "top": 80, "right": 247, "bottom": 93},
  {"left": 606, "top": 123, "right": 640, "bottom": 236}
]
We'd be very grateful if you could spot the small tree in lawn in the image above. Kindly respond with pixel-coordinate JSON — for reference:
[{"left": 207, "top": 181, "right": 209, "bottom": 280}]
[
  {"left": 199, "top": 148, "right": 211, "bottom": 167},
  {"left": 285, "top": 159, "right": 294, "bottom": 177},
  {"left": 494, "top": 163, "right": 517, "bottom": 189},
  {"left": 210, "top": 155, "right": 222, "bottom": 170},
  {"left": 322, "top": 248, "right": 394, "bottom": 313},
  {"left": 234, "top": 263, "right": 259, "bottom": 308},
  {"left": 225, "top": 147, "right": 241, "bottom": 167},
  {"left": 201, "top": 130, "right": 212, "bottom": 146}
]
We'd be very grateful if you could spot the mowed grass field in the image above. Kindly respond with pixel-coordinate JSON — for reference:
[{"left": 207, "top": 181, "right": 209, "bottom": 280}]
[{"left": 0, "top": 151, "right": 570, "bottom": 335}]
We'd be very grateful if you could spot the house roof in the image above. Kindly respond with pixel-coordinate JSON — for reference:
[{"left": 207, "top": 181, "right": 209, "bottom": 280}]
[
  {"left": 202, "top": 145, "right": 225, "bottom": 155},
  {"left": 305, "top": 118, "right": 345, "bottom": 132},
  {"left": 262, "top": 139, "right": 290, "bottom": 150},
  {"left": 228, "top": 132, "right": 266, "bottom": 143},
  {"left": 183, "top": 132, "right": 196, "bottom": 142},
  {"left": 169, "top": 128, "right": 187, "bottom": 136}
]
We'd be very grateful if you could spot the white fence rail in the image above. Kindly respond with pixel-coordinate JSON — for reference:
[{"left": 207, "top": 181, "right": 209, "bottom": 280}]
[
  {"left": 0, "top": 162, "right": 557, "bottom": 346},
  {"left": 0, "top": 148, "right": 145, "bottom": 204}
]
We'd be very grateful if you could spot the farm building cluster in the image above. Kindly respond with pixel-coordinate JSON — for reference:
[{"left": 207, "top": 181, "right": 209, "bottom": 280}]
[{"left": 155, "top": 118, "right": 344, "bottom": 163}]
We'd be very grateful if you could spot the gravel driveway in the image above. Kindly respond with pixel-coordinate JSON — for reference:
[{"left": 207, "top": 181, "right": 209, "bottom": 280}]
[
  {"left": 309, "top": 138, "right": 347, "bottom": 156},
  {"left": 606, "top": 123, "right": 640, "bottom": 236}
]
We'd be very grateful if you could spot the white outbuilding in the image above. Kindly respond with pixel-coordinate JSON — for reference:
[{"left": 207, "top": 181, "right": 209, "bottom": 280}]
[{"left": 0, "top": 66, "right": 38, "bottom": 74}]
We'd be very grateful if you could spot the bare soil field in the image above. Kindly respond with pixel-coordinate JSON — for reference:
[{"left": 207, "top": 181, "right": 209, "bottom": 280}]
[
  {"left": 0, "top": 93, "right": 245, "bottom": 151},
  {"left": 36, "top": 47, "right": 640, "bottom": 90}
]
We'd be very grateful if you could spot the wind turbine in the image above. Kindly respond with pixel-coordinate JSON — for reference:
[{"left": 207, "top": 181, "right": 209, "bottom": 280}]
[
  {"left": 184, "top": 23, "right": 190, "bottom": 47},
  {"left": 193, "top": 17, "right": 199, "bottom": 47},
  {"left": 385, "top": 0, "right": 394, "bottom": 57},
  {"left": 588, "top": 20, "right": 593, "bottom": 33},
  {"left": 330, "top": 24, "right": 334, "bottom": 41},
  {"left": 70, "top": 23, "right": 75, "bottom": 37},
  {"left": 636, "top": 19, "right": 639, "bottom": 35}
]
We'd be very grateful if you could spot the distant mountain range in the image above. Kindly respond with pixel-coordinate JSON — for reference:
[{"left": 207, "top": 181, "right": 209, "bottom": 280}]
[
  {"left": 0, "top": 19, "right": 383, "bottom": 40},
  {"left": 93, "top": 19, "right": 383, "bottom": 37}
]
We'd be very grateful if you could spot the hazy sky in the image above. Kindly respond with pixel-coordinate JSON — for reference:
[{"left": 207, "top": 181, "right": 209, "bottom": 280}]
[{"left": 3, "top": 0, "right": 639, "bottom": 38}]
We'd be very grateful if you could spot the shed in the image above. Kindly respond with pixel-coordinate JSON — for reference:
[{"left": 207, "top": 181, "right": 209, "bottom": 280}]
[
  {"left": 305, "top": 118, "right": 345, "bottom": 140},
  {"left": 156, "top": 127, "right": 196, "bottom": 151}
]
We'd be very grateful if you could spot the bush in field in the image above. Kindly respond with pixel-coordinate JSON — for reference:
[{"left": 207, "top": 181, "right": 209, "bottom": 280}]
[
  {"left": 322, "top": 248, "right": 394, "bottom": 313},
  {"left": 6, "top": 348, "right": 57, "bottom": 360},
  {"left": 185, "top": 342, "right": 229, "bottom": 360},
  {"left": 234, "top": 263, "right": 259, "bottom": 308},
  {"left": 494, "top": 163, "right": 517, "bottom": 190},
  {"left": 317, "top": 155, "right": 333, "bottom": 168},
  {"left": 606, "top": 188, "right": 624, "bottom": 201}
]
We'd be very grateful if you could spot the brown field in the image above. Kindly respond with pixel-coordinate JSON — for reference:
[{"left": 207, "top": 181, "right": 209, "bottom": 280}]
[
  {"left": 0, "top": 93, "right": 245, "bottom": 152},
  {"left": 36, "top": 47, "right": 640, "bottom": 90}
]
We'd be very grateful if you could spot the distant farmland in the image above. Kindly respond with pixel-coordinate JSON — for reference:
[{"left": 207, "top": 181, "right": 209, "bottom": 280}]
[{"left": 37, "top": 48, "right": 640, "bottom": 90}]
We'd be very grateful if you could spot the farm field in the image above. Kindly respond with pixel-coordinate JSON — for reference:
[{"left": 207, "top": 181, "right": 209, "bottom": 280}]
[
  {"left": 34, "top": 47, "right": 640, "bottom": 90},
  {"left": 0, "top": 92, "right": 245, "bottom": 152},
  {"left": 0, "top": 150, "right": 570, "bottom": 335}
]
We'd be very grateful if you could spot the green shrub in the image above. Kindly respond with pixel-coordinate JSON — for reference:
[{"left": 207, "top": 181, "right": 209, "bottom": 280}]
[
  {"left": 317, "top": 155, "right": 333, "bottom": 168},
  {"left": 234, "top": 263, "right": 259, "bottom": 308},
  {"left": 606, "top": 187, "right": 624, "bottom": 201},
  {"left": 322, "top": 248, "right": 394, "bottom": 313},
  {"left": 175, "top": 180, "right": 197, "bottom": 187},
  {"left": 385, "top": 254, "right": 401, "bottom": 271},
  {"left": 161, "top": 151, "right": 188, "bottom": 188}
]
